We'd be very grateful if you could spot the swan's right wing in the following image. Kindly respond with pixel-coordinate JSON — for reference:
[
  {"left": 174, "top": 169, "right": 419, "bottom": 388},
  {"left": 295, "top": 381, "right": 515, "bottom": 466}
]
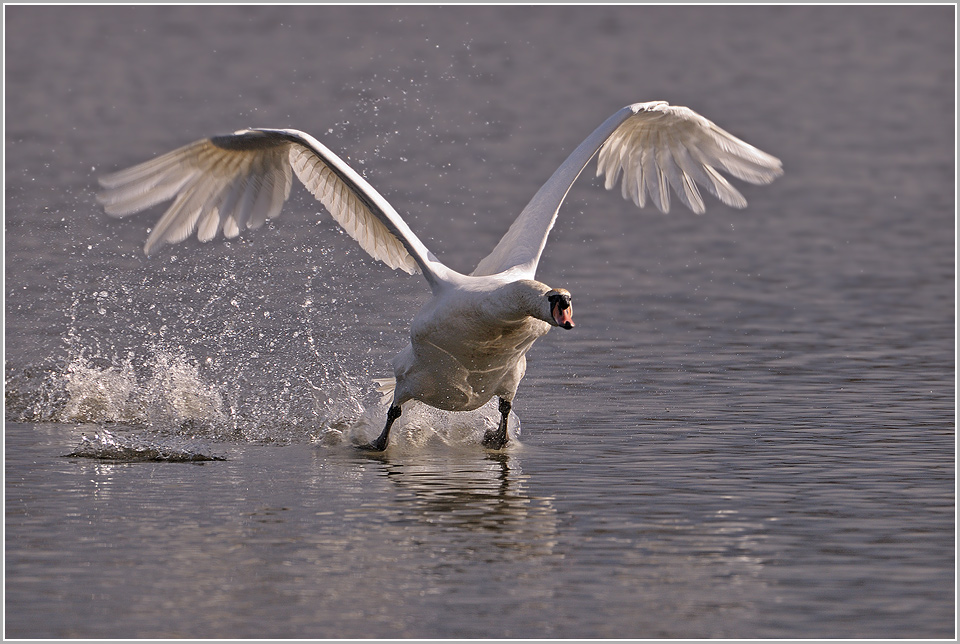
[
  {"left": 471, "top": 102, "right": 783, "bottom": 278},
  {"left": 98, "top": 128, "right": 452, "bottom": 290}
]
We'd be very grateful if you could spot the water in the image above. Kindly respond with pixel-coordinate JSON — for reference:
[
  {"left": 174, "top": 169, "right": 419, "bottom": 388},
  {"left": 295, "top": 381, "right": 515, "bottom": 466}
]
[{"left": 4, "top": 5, "right": 955, "bottom": 639}]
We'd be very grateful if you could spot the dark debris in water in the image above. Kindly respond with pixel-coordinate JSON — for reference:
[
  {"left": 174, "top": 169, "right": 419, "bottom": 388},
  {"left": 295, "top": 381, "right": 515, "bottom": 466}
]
[{"left": 64, "top": 429, "right": 226, "bottom": 462}]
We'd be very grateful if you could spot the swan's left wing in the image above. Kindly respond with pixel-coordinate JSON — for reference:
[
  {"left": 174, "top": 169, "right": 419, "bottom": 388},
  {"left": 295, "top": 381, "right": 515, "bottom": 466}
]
[
  {"left": 98, "top": 128, "right": 452, "bottom": 289},
  {"left": 471, "top": 101, "right": 783, "bottom": 278}
]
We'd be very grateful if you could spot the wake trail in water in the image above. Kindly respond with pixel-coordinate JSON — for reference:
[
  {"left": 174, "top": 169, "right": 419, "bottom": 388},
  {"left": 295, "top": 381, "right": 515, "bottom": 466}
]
[
  {"left": 64, "top": 427, "right": 227, "bottom": 462},
  {"left": 7, "top": 340, "right": 517, "bottom": 455}
]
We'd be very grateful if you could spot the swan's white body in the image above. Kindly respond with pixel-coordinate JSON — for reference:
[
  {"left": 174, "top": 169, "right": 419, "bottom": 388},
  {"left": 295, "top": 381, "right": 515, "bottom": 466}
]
[
  {"left": 394, "top": 278, "right": 555, "bottom": 413},
  {"left": 98, "top": 101, "right": 782, "bottom": 449}
]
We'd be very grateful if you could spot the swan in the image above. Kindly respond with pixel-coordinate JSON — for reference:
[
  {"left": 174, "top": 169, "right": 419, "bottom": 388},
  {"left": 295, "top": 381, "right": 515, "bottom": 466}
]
[{"left": 97, "top": 101, "right": 782, "bottom": 450}]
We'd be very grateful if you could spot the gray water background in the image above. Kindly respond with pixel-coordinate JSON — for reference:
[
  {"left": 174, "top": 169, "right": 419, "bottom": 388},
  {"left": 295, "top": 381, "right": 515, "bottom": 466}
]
[{"left": 4, "top": 5, "right": 955, "bottom": 639}]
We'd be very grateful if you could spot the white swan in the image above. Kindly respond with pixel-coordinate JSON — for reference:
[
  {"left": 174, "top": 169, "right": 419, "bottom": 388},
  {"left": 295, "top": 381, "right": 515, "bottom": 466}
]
[{"left": 97, "top": 101, "right": 782, "bottom": 450}]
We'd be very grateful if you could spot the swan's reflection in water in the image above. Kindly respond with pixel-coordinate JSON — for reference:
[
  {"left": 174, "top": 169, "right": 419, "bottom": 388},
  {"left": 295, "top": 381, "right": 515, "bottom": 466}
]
[
  {"left": 385, "top": 453, "right": 552, "bottom": 536},
  {"left": 302, "top": 440, "right": 564, "bottom": 636},
  {"left": 315, "top": 399, "right": 559, "bottom": 558},
  {"left": 346, "top": 445, "right": 560, "bottom": 564}
]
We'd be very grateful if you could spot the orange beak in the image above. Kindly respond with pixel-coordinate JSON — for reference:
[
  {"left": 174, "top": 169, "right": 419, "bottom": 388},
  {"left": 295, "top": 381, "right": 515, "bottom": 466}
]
[{"left": 552, "top": 301, "right": 574, "bottom": 329}]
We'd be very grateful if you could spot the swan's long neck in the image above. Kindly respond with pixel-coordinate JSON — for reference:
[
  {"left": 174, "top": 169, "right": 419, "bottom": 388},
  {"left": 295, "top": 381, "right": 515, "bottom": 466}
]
[
  {"left": 482, "top": 280, "right": 552, "bottom": 326},
  {"left": 471, "top": 106, "right": 636, "bottom": 278}
]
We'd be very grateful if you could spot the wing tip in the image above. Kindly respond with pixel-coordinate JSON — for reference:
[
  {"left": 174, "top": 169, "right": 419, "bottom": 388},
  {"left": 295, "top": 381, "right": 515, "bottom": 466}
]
[{"left": 600, "top": 101, "right": 781, "bottom": 215}]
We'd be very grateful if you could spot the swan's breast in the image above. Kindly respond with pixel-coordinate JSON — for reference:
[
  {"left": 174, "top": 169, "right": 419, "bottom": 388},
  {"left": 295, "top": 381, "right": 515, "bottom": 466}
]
[
  {"left": 400, "top": 291, "right": 550, "bottom": 410},
  {"left": 411, "top": 292, "right": 548, "bottom": 369}
]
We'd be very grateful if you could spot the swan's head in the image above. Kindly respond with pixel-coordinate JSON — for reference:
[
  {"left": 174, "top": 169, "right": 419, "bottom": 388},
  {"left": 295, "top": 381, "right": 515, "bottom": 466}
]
[
  {"left": 498, "top": 280, "right": 574, "bottom": 329},
  {"left": 546, "top": 289, "right": 574, "bottom": 330}
]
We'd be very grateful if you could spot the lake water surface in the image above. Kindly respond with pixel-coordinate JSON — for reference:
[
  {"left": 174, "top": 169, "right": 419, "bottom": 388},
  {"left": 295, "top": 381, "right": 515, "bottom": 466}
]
[{"left": 4, "top": 5, "right": 955, "bottom": 639}]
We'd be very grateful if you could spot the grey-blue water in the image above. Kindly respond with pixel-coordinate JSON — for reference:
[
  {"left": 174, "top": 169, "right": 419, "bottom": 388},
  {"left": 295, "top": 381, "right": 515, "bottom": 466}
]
[{"left": 4, "top": 5, "right": 955, "bottom": 639}]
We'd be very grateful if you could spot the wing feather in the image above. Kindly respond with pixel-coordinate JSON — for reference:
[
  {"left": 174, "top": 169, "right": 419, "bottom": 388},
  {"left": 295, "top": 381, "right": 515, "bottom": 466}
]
[
  {"left": 197, "top": 205, "right": 221, "bottom": 242},
  {"left": 598, "top": 102, "right": 782, "bottom": 212},
  {"left": 472, "top": 101, "right": 782, "bottom": 277},
  {"left": 98, "top": 128, "right": 450, "bottom": 287},
  {"left": 289, "top": 142, "right": 421, "bottom": 276}
]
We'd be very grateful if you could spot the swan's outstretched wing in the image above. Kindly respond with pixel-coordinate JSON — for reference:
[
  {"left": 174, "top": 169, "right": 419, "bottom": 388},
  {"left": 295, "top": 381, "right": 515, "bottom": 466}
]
[
  {"left": 98, "top": 128, "right": 450, "bottom": 289},
  {"left": 471, "top": 101, "right": 783, "bottom": 278}
]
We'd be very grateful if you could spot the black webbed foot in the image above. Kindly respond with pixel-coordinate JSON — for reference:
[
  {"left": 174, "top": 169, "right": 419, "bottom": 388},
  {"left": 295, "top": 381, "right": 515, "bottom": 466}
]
[
  {"left": 356, "top": 436, "right": 389, "bottom": 452},
  {"left": 482, "top": 398, "right": 512, "bottom": 450},
  {"left": 356, "top": 405, "right": 401, "bottom": 452}
]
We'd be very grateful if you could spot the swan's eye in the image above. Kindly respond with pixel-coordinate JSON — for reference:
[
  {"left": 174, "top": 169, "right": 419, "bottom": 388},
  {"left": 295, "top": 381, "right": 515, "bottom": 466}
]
[{"left": 547, "top": 291, "right": 572, "bottom": 310}]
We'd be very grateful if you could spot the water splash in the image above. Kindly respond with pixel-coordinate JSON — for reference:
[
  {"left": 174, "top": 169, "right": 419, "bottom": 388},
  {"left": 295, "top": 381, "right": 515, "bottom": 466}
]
[
  {"left": 4, "top": 358, "right": 69, "bottom": 423},
  {"left": 317, "top": 398, "right": 520, "bottom": 452},
  {"left": 7, "top": 339, "right": 520, "bottom": 451},
  {"left": 141, "top": 351, "right": 227, "bottom": 429},
  {"left": 59, "top": 351, "right": 142, "bottom": 424},
  {"left": 56, "top": 347, "right": 226, "bottom": 430}
]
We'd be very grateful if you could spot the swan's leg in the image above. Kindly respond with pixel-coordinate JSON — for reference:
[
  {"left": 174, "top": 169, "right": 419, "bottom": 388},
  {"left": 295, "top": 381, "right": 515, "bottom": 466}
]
[
  {"left": 359, "top": 404, "right": 402, "bottom": 451},
  {"left": 482, "top": 398, "right": 512, "bottom": 450}
]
